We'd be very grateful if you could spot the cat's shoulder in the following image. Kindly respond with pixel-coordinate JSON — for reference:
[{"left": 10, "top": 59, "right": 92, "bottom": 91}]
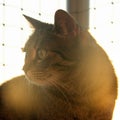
[
  {"left": 0, "top": 75, "right": 27, "bottom": 96},
  {"left": 1, "top": 75, "right": 25, "bottom": 87},
  {"left": 0, "top": 75, "right": 32, "bottom": 117}
]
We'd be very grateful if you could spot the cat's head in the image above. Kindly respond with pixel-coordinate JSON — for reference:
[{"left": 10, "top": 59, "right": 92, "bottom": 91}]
[{"left": 23, "top": 10, "right": 81, "bottom": 86}]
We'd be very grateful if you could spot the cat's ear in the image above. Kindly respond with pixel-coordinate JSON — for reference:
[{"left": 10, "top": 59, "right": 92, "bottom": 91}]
[
  {"left": 54, "top": 10, "right": 79, "bottom": 36},
  {"left": 23, "top": 15, "right": 42, "bottom": 28}
]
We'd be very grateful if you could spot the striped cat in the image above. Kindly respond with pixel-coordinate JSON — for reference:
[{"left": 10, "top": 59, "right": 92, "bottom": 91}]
[{"left": 0, "top": 9, "right": 117, "bottom": 120}]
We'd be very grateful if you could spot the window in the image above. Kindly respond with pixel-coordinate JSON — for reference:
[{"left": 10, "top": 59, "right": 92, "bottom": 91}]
[{"left": 0, "top": 0, "right": 67, "bottom": 84}]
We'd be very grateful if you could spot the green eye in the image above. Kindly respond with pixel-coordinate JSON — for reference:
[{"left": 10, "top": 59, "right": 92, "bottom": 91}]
[{"left": 37, "top": 49, "right": 47, "bottom": 59}]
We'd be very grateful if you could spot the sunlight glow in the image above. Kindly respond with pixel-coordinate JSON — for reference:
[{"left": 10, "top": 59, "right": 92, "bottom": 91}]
[
  {"left": 0, "top": 1, "right": 119, "bottom": 119},
  {"left": 89, "top": 1, "right": 120, "bottom": 120}
]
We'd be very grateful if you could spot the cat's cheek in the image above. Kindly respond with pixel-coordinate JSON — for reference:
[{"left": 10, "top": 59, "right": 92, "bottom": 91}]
[
  {"left": 25, "top": 71, "right": 49, "bottom": 86},
  {"left": 25, "top": 71, "right": 33, "bottom": 82}
]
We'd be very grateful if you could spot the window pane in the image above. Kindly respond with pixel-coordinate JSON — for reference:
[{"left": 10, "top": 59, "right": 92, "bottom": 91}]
[
  {"left": 4, "top": 27, "right": 21, "bottom": 47},
  {"left": 4, "top": 47, "right": 24, "bottom": 66},
  {"left": 22, "top": 0, "right": 40, "bottom": 12},
  {"left": 4, "top": 6, "right": 21, "bottom": 26},
  {"left": 5, "top": 0, "right": 21, "bottom": 7}
]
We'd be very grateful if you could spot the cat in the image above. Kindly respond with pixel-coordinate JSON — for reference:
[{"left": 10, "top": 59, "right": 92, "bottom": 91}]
[{"left": 0, "top": 9, "right": 117, "bottom": 120}]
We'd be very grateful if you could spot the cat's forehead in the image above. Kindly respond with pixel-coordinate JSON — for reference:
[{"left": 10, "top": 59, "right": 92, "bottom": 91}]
[
  {"left": 24, "top": 22, "right": 77, "bottom": 53},
  {"left": 23, "top": 28, "right": 55, "bottom": 51},
  {"left": 38, "top": 23, "right": 54, "bottom": 32}
]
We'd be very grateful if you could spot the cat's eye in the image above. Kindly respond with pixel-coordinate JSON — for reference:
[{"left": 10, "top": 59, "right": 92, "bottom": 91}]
[{"left": 37, "top": 49, "right": 47, "bottom": 60}]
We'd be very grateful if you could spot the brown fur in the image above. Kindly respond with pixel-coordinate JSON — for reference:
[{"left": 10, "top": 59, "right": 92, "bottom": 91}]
[{"left": 0, "top": 10, "right": 117, "bottom": 120}]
